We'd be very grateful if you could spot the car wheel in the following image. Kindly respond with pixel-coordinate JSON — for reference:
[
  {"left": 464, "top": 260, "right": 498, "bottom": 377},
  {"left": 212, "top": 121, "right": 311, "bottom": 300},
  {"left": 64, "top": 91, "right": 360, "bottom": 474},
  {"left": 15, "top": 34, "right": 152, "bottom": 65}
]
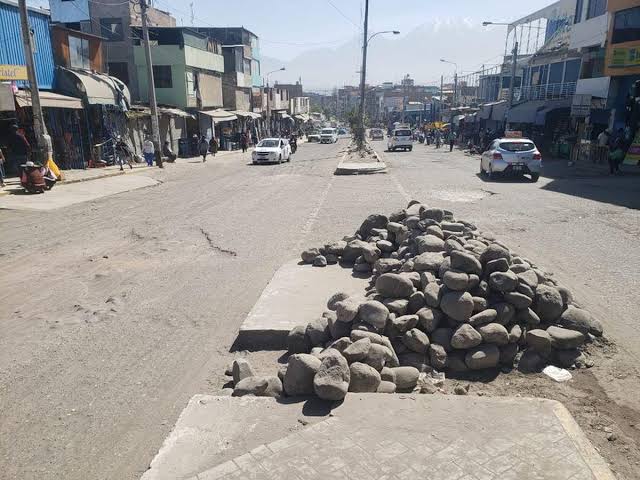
[
  {"left": 409, "top": 147, "right": 413, "bottom": 152},
  {"left": 488, "top": 164, "right": 496, "bottom": 180},
  {"left": 278, "top": 154, "right": 282, "bottom": 164},
  {"left": 530, "top": 173, "right": 540, "bottom": 182},
  {"left": 480, "top": 161, "right": 485, "bottom": 175}
]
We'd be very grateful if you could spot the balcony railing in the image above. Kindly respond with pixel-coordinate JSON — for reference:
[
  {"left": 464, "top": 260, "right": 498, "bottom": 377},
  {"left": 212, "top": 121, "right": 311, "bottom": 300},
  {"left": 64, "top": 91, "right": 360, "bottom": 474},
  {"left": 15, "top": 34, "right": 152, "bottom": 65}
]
[{"left": 514, "top": 82, "right": 577, "bottom": 102}]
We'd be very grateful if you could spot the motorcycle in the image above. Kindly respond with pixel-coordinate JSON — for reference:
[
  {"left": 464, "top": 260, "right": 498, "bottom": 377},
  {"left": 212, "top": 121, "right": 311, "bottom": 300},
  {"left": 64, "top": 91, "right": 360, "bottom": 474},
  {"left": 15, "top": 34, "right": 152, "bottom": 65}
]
[{"left": 289, "top": 137, "right": 298, "bottom": 154}]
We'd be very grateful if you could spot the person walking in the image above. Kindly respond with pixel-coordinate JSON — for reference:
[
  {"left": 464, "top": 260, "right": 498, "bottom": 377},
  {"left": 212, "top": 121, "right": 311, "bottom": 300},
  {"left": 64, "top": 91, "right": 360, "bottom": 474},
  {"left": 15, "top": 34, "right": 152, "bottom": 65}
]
[
  {"left": 199, "top": 136, "right": 209, "bottom": 162},
  {"left": 448, "top": 130, "right": 457, "bottom": 152},
  {"left": 8, "top": 124, "right": 31, "bottom": 176},
  {"left": 240, "top": 131, "right": 248, "bottom": 153},
  {"left": 143, "top": 137, "right": 155, "bottom": 167},
  {"left": 0, "top": 147, "right": 6, "bottom": 187},
  {"left": 115, "top": 136, "right": 134, "bottom": 170},
  {"left": 209, "top": 136, "right": 218, "bottom": 158}
]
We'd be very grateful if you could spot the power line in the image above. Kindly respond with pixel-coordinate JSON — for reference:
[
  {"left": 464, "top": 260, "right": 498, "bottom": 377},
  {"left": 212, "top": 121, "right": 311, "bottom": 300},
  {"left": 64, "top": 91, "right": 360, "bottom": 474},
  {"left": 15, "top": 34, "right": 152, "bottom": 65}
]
[{"left": 325, "top": 0, "right": 361, "bottom": 30}]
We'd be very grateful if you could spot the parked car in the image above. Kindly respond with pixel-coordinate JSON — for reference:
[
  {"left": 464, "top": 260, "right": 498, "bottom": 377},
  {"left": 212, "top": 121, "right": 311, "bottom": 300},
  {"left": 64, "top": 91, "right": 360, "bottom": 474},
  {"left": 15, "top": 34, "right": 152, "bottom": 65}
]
[
  {"left": 369, "top": 128, "right": 384, "bottom": 140},
  {"left": 320, "top": 128, "right": 339, "bottom": 144},
  {"left": 337, "top": 127, "right": 348, "bottom": 135},
  {"left": 480, "top": 137, "right": 542, "bottom": 182},
  {"left": 307, "top": 130, "right": 321, "bottom": 142},
  {"left": 252, "top": 138, "right": 292, "bottom": 164},
  {"left": 387, "top": 127, "right": 414, "bottom": 151}
]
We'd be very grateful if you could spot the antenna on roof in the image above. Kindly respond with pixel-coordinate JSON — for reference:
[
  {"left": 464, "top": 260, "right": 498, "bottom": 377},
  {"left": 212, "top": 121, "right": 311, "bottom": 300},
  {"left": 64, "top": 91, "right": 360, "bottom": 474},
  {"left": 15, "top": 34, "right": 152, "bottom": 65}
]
[{"left": 190, "top": 2, "right": 194, "bottom": 26}]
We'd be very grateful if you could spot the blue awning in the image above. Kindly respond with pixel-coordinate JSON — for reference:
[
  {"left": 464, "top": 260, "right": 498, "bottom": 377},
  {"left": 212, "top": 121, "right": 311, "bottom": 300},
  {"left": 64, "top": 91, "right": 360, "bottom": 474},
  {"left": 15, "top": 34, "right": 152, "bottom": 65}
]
[{"left": 506, "top": 100, "right": 547, "bottom": 124}]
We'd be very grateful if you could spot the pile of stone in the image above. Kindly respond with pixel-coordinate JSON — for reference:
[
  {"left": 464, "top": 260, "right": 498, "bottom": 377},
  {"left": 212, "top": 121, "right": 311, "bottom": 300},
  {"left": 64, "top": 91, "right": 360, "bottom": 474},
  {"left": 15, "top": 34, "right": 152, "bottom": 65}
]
[{"left": 231, "top": 201, "right": 604, "bottom": 400}]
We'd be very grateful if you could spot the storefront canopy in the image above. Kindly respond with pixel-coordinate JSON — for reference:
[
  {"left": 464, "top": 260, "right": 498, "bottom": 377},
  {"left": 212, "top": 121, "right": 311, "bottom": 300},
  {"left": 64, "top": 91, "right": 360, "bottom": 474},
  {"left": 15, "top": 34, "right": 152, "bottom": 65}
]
[
  {"left": 200, "top": 109, "right": 237, "bottom": 122},
  {"left": 506, "top": 99, "right": 571, "bottom": 125},
  {"left": 294, "top": 114, "right": 311, "bottom": 122},
  {"left": 15, "top": 90, "right": 83, "bottom": 109},
  {"left": 56, "top": 68, "right": 131, "bottom": 108},
  {"left": 278, "top": 113, "right": 293, "bottom": 120},
  {"left": 231, "top": 110, "right": 262, "bottom": 119},
  {"left": 159, "top": 107, "right": 194, "bottom": 118}
]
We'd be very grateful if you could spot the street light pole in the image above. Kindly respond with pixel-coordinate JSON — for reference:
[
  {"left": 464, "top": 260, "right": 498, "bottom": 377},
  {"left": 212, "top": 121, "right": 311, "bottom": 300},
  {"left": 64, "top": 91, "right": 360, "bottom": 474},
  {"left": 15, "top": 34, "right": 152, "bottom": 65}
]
[
  {"left": 357, "top": 0, "right": 370, "bottom": 148},
  {"left": 265, "top": 67, "right": 285, "bottom": 137},
  {"left": 140, "top": 0, "right": 162, "bottom": 168}
]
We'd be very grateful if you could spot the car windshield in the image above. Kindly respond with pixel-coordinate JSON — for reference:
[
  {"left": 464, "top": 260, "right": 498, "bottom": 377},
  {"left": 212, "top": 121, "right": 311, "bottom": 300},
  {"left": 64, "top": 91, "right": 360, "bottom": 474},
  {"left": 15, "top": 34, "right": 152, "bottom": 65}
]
[
  {"left": 258, "top": 140, "right": 279, "bottom": 148},
  {"left": 395, "top": 130, "right": 411, "bottom": 137},
  {"left": 321, "top": 129, "right": 335, "bottom": 134},
  {"left": 499, "top": 142, "right": 535, "bottom": 152}
]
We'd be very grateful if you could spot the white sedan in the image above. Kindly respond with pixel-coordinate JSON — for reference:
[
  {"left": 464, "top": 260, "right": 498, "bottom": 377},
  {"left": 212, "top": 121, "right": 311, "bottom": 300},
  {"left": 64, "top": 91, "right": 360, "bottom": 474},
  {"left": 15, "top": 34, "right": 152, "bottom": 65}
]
[
  {"left": 480, "top": 137, "right": 542, "bottom": 182},
  {"left": 252, "top": 138, "right": 292, "bottom": 164}
]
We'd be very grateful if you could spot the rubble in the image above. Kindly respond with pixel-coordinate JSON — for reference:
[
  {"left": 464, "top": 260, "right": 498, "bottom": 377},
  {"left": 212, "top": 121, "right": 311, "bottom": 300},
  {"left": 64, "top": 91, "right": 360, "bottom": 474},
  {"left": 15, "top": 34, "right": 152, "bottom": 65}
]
[{"left": 231, "top": 201, "right": 604, "bottom": 399}]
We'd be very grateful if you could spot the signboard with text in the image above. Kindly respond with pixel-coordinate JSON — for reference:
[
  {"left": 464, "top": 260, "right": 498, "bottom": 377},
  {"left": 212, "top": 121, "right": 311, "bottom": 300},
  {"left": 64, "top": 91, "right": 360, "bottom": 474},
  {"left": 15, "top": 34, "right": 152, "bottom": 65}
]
[
  {"left": 571, "top": 94, "right": 592, "bottom": 117},
  {"left": 610, "top": 47, "right": 640, "bottom": 68},
  {"left": 0, "top": 65, "right": 28, "bottom": 81}
]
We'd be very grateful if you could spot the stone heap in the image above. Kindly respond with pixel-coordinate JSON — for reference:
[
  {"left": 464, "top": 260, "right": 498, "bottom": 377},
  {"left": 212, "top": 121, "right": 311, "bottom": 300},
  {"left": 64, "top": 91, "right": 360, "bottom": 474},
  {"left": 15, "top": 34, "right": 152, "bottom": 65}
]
[{"left": 232, "top": 201, "right": 604, "bottom": 400}]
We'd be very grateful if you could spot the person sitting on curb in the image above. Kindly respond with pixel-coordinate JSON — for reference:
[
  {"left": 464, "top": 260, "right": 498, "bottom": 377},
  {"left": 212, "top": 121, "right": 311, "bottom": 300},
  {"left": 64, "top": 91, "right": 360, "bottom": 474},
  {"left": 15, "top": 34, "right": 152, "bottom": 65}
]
[{"left": 20, "top": 161, "right": 46, "bottom": 194}]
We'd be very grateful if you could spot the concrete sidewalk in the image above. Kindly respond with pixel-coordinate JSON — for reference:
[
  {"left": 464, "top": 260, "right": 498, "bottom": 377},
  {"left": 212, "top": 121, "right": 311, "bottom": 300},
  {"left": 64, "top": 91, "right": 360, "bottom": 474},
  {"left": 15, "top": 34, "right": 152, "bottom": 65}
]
[{"left": 141, "top": 394, "right": 615, "bottom": 480}]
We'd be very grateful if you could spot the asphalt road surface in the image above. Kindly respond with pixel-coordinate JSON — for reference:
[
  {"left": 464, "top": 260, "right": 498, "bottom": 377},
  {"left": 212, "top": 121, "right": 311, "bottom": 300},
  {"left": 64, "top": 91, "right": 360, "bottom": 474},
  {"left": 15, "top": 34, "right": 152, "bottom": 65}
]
[{"left": 1, "top": 138, "right": 639, "bottom": 479}]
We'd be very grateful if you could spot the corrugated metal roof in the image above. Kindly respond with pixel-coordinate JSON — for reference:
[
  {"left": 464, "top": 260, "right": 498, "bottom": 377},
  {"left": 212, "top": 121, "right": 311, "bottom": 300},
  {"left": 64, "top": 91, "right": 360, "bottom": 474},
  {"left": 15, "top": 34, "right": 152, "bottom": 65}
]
[{"left": 0, "top": 1, "right": 54, "bottom": 90}]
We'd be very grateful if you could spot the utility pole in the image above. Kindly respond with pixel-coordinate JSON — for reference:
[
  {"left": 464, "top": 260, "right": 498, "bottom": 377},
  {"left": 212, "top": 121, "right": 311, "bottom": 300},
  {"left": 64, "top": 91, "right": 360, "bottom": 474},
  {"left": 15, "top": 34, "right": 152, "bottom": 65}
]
[
  {"left": 508, "top": 40, "right": 519, "bottom": 109},
  {"left": 266, "top": 81, "right": 271, "bottom": 137},
  {"left": 18, "top": 0, "right": 49, "bottom": 164},
  {"left": 140, "top": 0, "right": 163, "bottom": 167},
  {"left": 440, "top": 75, "right": 444, "bottom": 122},
  {"left": 357, "top": 0, "right": 369, "bottom": 148},
  {"left": 453, "top": 72, "right": 458, "bottom": 108}
]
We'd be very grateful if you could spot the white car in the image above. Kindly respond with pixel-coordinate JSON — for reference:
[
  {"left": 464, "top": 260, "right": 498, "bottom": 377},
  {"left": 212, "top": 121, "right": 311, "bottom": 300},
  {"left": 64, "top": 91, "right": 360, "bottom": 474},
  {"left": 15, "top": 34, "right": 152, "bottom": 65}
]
[
  {"left": 480, "top": 137, "right": 542, "bottom": 182},
  {"left": 387, "top": 128, "right": 414, "bottom": 152},
  {"left": 320, "top": 128, "right": 338, "bottom": 144},
  {"left": 252, "top": 138, "right": 292, "bottom": 164}
]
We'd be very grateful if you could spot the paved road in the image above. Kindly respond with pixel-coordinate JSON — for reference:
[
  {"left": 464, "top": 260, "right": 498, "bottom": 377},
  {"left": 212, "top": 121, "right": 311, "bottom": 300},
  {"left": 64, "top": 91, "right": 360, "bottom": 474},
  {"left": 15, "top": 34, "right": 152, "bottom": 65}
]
[{"left": 0, "top": 138, "right": 639, "bottom": 479}]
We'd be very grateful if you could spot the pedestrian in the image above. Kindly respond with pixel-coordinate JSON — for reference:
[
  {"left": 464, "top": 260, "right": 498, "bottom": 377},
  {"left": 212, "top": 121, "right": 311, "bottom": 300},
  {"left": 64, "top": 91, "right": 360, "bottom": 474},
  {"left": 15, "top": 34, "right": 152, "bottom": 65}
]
[
  {"left": 448, "top": 130, "right": 457, "bottom": 152},
  {"left": 143, "top": 137, "right": 155, "bottom": 167},
  {"left": 0, "top": 147, "right": 6, "bottom": 187},
  {"left": 209, "top": 136, "right": 218, "bottom": 157},
  {"left": 162, "top": 141, "right": 177, "bottom": 162},
  {"left": 115, "top": 136, "right": 134, "bottom": 171},
  {"left": 8, "top": 124, "right": 31, "bottom": 176},
  {"left": 199, "top": 135, "right": 209, "bottom": 162},
  {"left": 240, "top": 131, "right": 248, "bottom": 153},
  {"left": 597, "top": 129, "right": 610, "bottom": 147}
]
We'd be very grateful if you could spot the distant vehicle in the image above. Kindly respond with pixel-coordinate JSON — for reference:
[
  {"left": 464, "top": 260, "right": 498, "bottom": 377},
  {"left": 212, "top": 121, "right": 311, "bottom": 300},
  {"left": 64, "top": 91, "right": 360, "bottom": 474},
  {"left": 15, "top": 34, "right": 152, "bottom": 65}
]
[
  {"left": 387, "top": 127, "right": 414, "bottom": 151},
  {"left": 252, "top": 138, "right": 292, "bottom": 164},
  {"left": 369, "top": 128, "right": 384, "bottom": 140},
  {"left": 307, "top": 131, "right": 321, "bottom": 142},
  {"left": 337, "top": 127, "right": 348, "bottom": 135},
  {"left": 480, "top": 137, "right": 542, "bottom": 182},
  {"left": 320, "top": 128, "right": 339, "bottom": 144}
]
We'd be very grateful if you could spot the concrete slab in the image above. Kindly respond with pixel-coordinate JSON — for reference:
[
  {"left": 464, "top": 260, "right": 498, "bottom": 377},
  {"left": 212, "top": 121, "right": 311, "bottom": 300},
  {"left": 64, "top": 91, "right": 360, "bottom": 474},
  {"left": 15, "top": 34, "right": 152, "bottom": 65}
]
[
  {"left": 0, "top": 175, "right": 158, "bottom": 211},
  {"left": 141, "top": 394, "right": 615, "bottom": 480},
  {"left": 237, "top": 260, "right": 369, "bottom": 349},
  {"left": 334, "top": 162, "right": 387, "bottom": 175}
]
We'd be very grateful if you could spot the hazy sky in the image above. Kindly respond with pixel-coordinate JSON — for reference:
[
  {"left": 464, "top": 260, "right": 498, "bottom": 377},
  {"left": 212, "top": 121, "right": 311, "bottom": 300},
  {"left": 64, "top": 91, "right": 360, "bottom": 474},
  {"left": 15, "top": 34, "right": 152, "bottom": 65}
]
[{"left": 28, "top": 0, "right": 558, "bottom": 88}]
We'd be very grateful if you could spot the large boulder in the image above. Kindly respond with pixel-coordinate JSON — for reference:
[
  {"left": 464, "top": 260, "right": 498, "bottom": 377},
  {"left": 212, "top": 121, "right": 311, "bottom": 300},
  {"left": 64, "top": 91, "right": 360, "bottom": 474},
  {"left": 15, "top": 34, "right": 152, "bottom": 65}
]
[
  {"left": 526, "top": 329, "right": 552, "bottom": 352},
  {"left": 348, "top": 362, "right": 381, "bottom": 392},
  {"left": 480, "top": 243, "right": 511, "bottom": 264},
  {"left": 440, "top": 291, "right": 475, "bottom": 322},
  {"left": 416, "top": 235, "right": 445, "bottom": 253},
  {"left": 423, "top": 282, "right": 442, "bottom": 308},
  {"left": 402, "top": 328, "right": 430, "bottom": 354},
  {"left": 233, "top": 376, "right": 269, "bottom": 397},
  {"left": 413, "top": 252, "right": 446, "bottom": 272},
  {"left": 451, "top": 324, "right": 483, "bottom": 349},
  {"left": 287, "top": 325, "right": 311, "bottom": 354},
  {"left": 232, "top": 359, "right": 254, "bottom": 385},
  {"left": 450, "top": 250, "right": 482, "bottom": 276},
  {"left": 489, "top": 271, "right": 519, "bottom": 293},
  {"left": 327, "top": 292, "right": 350, "bottom": 311},
  {"left": 363, "top": 343, "right": 393, "bottom": 370},
  {"left": 465, "top": 345, "right": 500, "bottom": 370},
  {"left": 547, "top": 326, "right": 586, "bottom": 349},
  {"left": 283, "top": 354, "right": 322, "bottom": 396},
  {"left": 306, "top": 317, "right": 330, "bottom": 347},
  {"left": 429, "top": 343, "right": 448, "bottom": 370},
  {"left": 313, "top": 349, "right": 350, "bottom": 401},
  {"left": 559, "top": 306, "right": 603, "bottom": 337},
  {"left": 391, "top": 366, "right": 420, "bottom": 390},
  {"left": 301, "top": 247, "right": 321, "bottom": 264},
  {"left": 504, "top": 292, "right": 532, "bottom": 309},
  {"left": 386, "top": 314, "right": 419, "bottom": 337},
  {"left": 431, "top": 328, "right": 454, "bottom": 351},
  {"left": 358, "top": 300, "right": 389, "bottom": 330},
  {"left": 477, "top": 323, "right": 509, "bottom": 346},
  {"left": 376, "top": 273, "right": 415, "bottom": 298},
  {"left": 359, "top": 214, "right": 389, "bottom": 239},
  {"left": 377, "top": 381, "right": 397, "bottom": 394},
  {"left": 442, "top": 270, "right": 472, "bottom": 291},
  {"left": 342, "top": 239, "right": 370, "bottom": 263},
  {"left": 416, "top": 307, "right": 443, "bottom": 333},
  {"left": 494, "top": 303, "right": 516, "bottom": 325},
  {"left": 468, "top": 309, "right": 498, "bottom": 327},
  {"left": 335, "top": 297, "right": 362, "bottom": 323},
  {"left": 533, "top": 285, "right": 564, "bottom": 323},
  {"left": 342, "top": 338, "right": 372, "bottom": 363}
]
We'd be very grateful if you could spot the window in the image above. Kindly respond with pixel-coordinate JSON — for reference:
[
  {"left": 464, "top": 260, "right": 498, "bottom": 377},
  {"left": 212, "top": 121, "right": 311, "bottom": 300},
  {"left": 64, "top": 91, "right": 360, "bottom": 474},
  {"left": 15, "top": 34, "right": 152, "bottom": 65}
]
[
  {"left": 100, "top": 18, "right": 124, "bottom": 41},
  {"left": 587, "top": 0, "right": 607, "bottom": 20},
  {"left": 612, "top": 7, "right": 640, "bottom": 44},
  {"left": 243, "top": 58, "right": 251, "bottom": 74},
  {"left": 575, "top": 0, "right": 584, "bottom": 23},
  {"left": 153, "top": 65, "right": 172, "bottom": 88},
  {"left": 499, "top": 142, "right": 535, "bottom": 152},
  {"left": 580, "top": 47, "right": 606, "bottom": 78},
  {"left": 186, "top": 71, "right": 197, "bottom": 96},
  {"left": 69, "top": 35, "right": 90, "bottom": 70},
  {"left": 564, "top": 59, "right": 581, "bottom": 82},
  {"left": 108, "top": 62, "right": 129, "bottom": 84},
  {"left": 549, "top": 62, "right": 564, "bottom": 84}
]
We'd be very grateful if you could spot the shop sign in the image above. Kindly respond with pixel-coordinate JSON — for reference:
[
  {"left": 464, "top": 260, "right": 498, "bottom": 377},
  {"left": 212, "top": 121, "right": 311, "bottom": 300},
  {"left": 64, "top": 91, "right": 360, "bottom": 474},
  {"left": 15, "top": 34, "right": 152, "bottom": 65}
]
[
  {"left": 610, "top": 47, "right": 640, "bottom": 68},
  {"left": 571, "top": 94, "right": 592, "bottom": 117},
  {"left": 0, "top": 64, "right": 28, "bottom": 81},
  {"left": 505, "top": 130, "right": 523, "bottom": 138},
  {"left": 0, "top": 83, "right": 15, "bottom": 112}
]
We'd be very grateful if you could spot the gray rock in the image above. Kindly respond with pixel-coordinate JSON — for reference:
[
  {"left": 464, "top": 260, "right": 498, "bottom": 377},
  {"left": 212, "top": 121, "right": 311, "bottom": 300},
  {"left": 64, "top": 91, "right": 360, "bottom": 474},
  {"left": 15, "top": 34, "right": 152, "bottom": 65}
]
[
  {"left": 327, "top": 315, "right": 352, "bottom": 340},
  {"left": 283, "top": 354, "right": 322, "bottom": 396},
  {"left": 425, "top": 225, "right": 444, "bottom": 239},
  {"left": 327, "top": 337, "right": 352, "bottom": 353},
  {"left": 508, "top": 324, "right": 523, "bottom": 344},
  {"left": 485, "top": 258, "right": 510, "bottom": 275},
  {"left": 431, "top": 328, "right": 454, "bottom": 351},
  {"left": 362, "top": 244, "right": 381, "bottom": 264},
  {"left": 547, "top": 326, "right": 586, "bottom": 349},
  {"left": 465, "top": 345, "right": 500, "bottom": 370},
  {"left": 325, "top": 253, "right": 339, "bottom": 264},
  {"left": 351, "top": 330, "right": 384, "bottom": 345},
  {"left": 518, "top": 349, "right": 545, "bottom": 373},
  {"left": 233, "top": 376, "right": 269, "bottom": 397},
  {"left": 383, "top": 298, "right": 409, "bottom": 316},
  {"left": 348, "top": 362, "right": 381, "bottom": 392},
  {"left": 287, "top": 325, "right": 311, "bottom": 354},
  {"left": 313, "top": 349, "right": 350, "bottom": 401},
  {"left": 416, "top": 307, "right": 443, "bottom": 333},
  {"left": 232, "top": 358, "right": 255, "bottom": 385},
  {"left": 438, "top": 256, "right": 452, "bottom": 278},
  {"left": 429, "top": 343, "right": 448, "bottom": 370},
  {"left": 443, "top": 270, "right": 472, "bottom": 291},
  {"left": 489, "top": 271, "right": 519, "bottom": 293},
  {"left": 444, "top": 238, "right": 465, "bottom": 254},
  {"left": 450, "top": 250, "right": 483, "bottom": 276},
  {"left": 421, "top": 207, "right": 444, "bottom": 222},
  {"left": 363, "top": 343, "right": 393, "bottom": 370},
  {"left": 472, "top": 296, "right": 488, "bottom": 312},
  {"left": 413, "top": 252, "right": 446, "bottom": 272},
  {"left": 416, "top": 235, "right": 445, "bottom": 253},
  {"left": 441, "top": 221, "right": 465, "bottom": 232},
  {"left": 518, "top": 270, "right": 539, "bottom": 290},
  {"left": 480, "top": 243, "right": 511, "bottom": 264},
  {"left": 377, "top": 240, "right": 395, "bottom": 253},
  {"left": 380, "top": 366, "right": 396, "bottom": 383},
  {"left": 494, "top": 302, "right": 516, "bottom": 325},
  {"left": 407, "top": 291, "right": 426, "bottom": 314},
  {"left": 374, "top": 258, "right": 403, "bottom": 274},
  {"left": 306, "top": 317, "right": 330, "bottom": 347},
  {"left": 402, "top": 328, "right": 430, "bottom": 354},
  {"left": 324, "top": 241, "right": 347, "bottom": 256},
  {"left": 504, "top": 292, "right": 532, "bottom": 309},
  {"left": 398, "top": 352, "right": 430, "bottom": 372},
  {"left": 358, "top": 300, "right": 389, "bottom": 330},
  {"left": 391, "top": 366, "right": 420, "bottom": 390},
  {"left": 301, "top": 247, "right": 321, "bottom": 264},
  {"left": 335, "top": 297, "right": 362, "bottom": 323},
  {"left": 526, "top": 329, "right": 552, "bottom": 352},
  {"left": 353, "top": 263, "right": 372, "bottom": 274},
  {"left": 510, "top": 264, "right": 530, "bottom": 274},
  {"left": 400, "top": 271, "right": 421, "bottom": 287},
  {"left": 533, "top": 285, "right": 564, "bottom": 323},
  {"left": 499, "top": 343, "right": 519, "bottom": 366},
  {"left": 377, "top": 381, "right": 397, "bottom": 393},
  {"left": 313, "top": 255, "right": 328, "bottom": 267},
  {"left": 559, "top": 306, "right": 603, "bottom": 337},
  {"left": 471, "top": 280, "right": 489, "bottom": 298},
  {"left": 477, "top": 323, "right": 510, "bottom": 346},
  {"left": 440, "top": 291, "right": 475, "bottom": 322},
  {"left": 517, "top": 307, "right": 541, "bottom": 326},
  {"left": 387, "top": 221, "right": 405, "bottom": 233},
  {"left": 376, "top": 273, "right": 415, "bottom": 298},
  {"left": 277, "top": 364, "right": 287, "bottom": 382},
  {"left": 447, "top": 352, "right": 470, "bottom": 373},
  {"left": 555, "top": 349, "right": 586, "bottom": 369},
  {"left": 327, "top": 291, "right": 351, "bottom": 311},
  {"left": 423, "top": 282, "right": 442, "bottom": 308},
  {"left": 342, "top": 338, "right": 372, "bottom": 363},
  {"left": 342, "top": 239, "right": 371, "bottom": 263},
  {"left": 386, "top": 314, "right": 419, "bottom": 337},
  {"left": 557, "top": 285, "right": 574, "bottom": 308},
  {"left": 451, "top": 324, "right": 483, "bottom": 349},
  {"left": 468, "top": 309, "right": 498, "bottom": 327}
]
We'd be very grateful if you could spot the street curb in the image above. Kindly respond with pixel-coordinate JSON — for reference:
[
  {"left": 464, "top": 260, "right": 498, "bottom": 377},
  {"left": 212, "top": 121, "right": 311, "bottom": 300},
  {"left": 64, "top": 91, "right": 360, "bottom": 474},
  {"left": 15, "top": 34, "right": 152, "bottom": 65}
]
[{"left": 333, "top": 140, "right": 388, "bottom": 175}]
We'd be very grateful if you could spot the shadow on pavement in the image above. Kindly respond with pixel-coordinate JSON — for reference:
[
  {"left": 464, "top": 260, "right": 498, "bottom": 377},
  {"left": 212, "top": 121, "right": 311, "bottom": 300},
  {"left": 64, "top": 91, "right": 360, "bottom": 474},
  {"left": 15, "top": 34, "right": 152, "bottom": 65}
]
[{"left": 541, "top": 176, "right": 640, "bottom": 209}]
